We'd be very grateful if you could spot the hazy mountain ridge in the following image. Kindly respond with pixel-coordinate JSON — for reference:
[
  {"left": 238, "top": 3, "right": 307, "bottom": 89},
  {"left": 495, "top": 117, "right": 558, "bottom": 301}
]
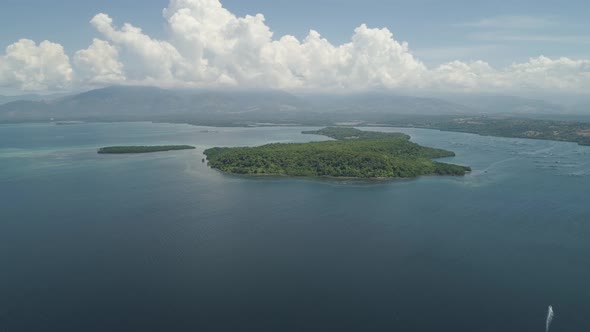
[
  {"left": 0, "top": 92, "right": 73, "bottom": 106},
  {"left": 0, "top": 86, "right": 310, "bottom": 123},
  {"left": 300, "top": 93, "right": 473, "bottom": 115},
  {"left": 0, "top": 86, "right": 585, "bottom": 124},
  {"left": 0, "top": 94, "right": 44, "bottom": 105},
  {"left": 438, "top": 94, "right": 567, "bottom": 115}
]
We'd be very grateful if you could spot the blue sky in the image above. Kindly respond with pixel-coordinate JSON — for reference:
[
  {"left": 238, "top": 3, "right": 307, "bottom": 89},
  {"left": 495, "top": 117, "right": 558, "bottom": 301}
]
[
  {"left": 2, "top": 0, "right": 589, "bottom": 66},
  {"left": 1, "top": 0, "right": 589, "bottom": 95}
]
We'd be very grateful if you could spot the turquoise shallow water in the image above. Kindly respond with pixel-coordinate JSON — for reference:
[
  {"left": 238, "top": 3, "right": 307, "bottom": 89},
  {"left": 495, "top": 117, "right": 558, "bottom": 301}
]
[{"left": 1, "top": 122, "right": 589, "bottom": 332}]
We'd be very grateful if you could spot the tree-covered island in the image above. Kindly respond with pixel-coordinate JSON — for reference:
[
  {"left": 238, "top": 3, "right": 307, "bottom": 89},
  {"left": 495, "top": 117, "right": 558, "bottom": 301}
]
[
  {"left": 301, "top": 127, "right": 410, "bottom": 140},
  {"left": 204, "top": 127, "right": 470, "bottom": 178},
  {"left": 98, "top": 145, "right": 196, "bottom": 154}
]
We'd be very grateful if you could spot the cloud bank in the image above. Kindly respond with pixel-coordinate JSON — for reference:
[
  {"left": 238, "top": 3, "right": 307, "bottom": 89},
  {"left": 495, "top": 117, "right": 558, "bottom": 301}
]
[
  {"left": 0, "top": 39, "right": 73, "bottom": 91},
  {"left": 1, "top": 0, "right": 589, "bottom": 94}
]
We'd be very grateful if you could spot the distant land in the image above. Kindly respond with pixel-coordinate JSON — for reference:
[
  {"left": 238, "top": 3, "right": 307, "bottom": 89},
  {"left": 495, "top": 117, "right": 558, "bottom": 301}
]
[
  {"left": 385, "top": 115, "right": 590, "bottom": 146},
  {"left": 0, "top": 92, "right": 72, "bottom": 105},
  {"left": 301, "top": 127, "right": 410, "bottom": 140},
  {"left": 98, "top": 145, "right": 196, "bottom": 154},
  {"left": 0, "top": 86, "right": 469, "bottom": 124},
  {"left": 204, "top": 127, "right": 470, "bottom": 179},
  {"left": 1, "top": 85, "right": 590, "bottom": 145}
]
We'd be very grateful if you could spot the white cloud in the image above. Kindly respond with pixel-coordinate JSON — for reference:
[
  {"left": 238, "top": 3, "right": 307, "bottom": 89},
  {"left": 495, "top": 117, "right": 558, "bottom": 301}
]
[
  {"left": 430, "top": 56, "right": 590, "bottom": 93},
  {"left": 505, "top": 56, "right": 590, "bottom": 91},
  {"left": 0, "top": 39, "right": 73, "bottom": 91},
  {"left": 457, "top": 15, "right": 555, "bottom": 29},
  {"left": 89, "top": 13, "right": 195, "bottom": 85},
  {"left": 86, "top": 1, "right": 427, "bottom": 90},
  {"left": 432, "top": 60, "right": 499, "bottom": 91},
  {"left": 458, "top": 16, "right": 590, "bottom": 45},
  {"left": 74, "top": 38, "right": 125, "bottom": 84},
  {"left": 1, "top": 0, "right": 590, "bottom": 95},
  {"left": 96, "top": 0, "right": 428, "bottom": 90},
  {"left": 163, "top": 0, "right": 278, "bottom": 86}
]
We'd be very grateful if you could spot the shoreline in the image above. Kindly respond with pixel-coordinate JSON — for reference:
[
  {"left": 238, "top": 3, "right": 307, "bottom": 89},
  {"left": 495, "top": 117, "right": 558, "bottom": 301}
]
[
  {"left": 207, "top": 168, "right": 469, "bottom": 182},
  {"left": 3, "top": 119, "right": 590, "bottom": 146}
]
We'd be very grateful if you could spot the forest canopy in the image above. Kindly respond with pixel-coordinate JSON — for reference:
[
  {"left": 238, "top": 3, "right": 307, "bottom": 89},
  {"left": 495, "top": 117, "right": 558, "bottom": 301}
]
[
  {"left": 204, "top": 128, "right": 470, "bottom": 178},
  {"left": 98, "top": 145, "right": 196, "bottom": 154}
]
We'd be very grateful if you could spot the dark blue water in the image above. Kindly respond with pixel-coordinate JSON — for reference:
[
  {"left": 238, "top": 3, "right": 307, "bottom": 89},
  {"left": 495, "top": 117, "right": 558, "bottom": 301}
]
[{"left": 1, "top": 122, "right": 589, "bottom": 332}]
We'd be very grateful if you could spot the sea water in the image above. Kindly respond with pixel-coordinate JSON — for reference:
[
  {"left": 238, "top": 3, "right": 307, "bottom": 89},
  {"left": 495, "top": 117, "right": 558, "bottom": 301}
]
[{"left": 1, "top": 122, "right": 589, "bottom": 331}]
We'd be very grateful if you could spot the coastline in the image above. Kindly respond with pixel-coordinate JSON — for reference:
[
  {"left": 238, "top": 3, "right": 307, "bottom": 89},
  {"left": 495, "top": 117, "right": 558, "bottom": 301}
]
[
  {"left": 3, "top": 118, "right": 590, "bottom": 146},
  {"left": 206, "top": 168, "right": 469, "bottom": 182}
]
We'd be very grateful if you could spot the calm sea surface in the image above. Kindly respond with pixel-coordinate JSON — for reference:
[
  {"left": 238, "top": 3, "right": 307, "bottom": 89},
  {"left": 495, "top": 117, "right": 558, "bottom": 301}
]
[{"left": 1, "top": 122, "right": 589, "bottom": 332}]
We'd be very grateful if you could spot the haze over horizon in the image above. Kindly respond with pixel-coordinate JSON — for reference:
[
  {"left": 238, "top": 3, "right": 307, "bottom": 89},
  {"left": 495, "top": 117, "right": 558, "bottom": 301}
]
[{"left": 1, "top": 0, "right": 589, "bottom": 99}]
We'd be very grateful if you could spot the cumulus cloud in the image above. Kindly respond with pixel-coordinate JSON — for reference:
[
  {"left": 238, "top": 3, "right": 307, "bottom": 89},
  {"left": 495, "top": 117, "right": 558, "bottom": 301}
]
[
  {"left": 432, "top": 60, "right": 498, "bottom": 91},
  {"left": 504, "top": 56, "right": 590, "bottom": 92},
  {"left": 74, "top": 38, "right": 125, "bottom": 84},
  {"left": 85, "top": 0, "right": 590, "bottom": 93},
  {"left": 89, "top": 0, "right": 428, "bottom": 90},
  {"left": 430, "top": 57, "right": 590, "bottom": 93},
  {"left": 89, "top": 13, "right": 193, "bottom": 85},
  {"left": 1, "top": 0, "right": 590, "bottom": 94},
  {"left": 0, "top": 39, "right": 73, "bottom": 91}
]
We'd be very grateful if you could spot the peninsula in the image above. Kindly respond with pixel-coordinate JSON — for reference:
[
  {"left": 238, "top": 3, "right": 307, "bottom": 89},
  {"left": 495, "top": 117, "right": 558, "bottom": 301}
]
[
  {"left": 98, "top": 145, "right": 196, "bottom": 154},
  {"left": 204, "top": 128, "right": 470, "bottom": 179}
]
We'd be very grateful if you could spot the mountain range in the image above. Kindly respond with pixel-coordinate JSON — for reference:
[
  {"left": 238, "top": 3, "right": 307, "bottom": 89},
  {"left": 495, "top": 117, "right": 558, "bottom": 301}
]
[{"left": 0, "top": 86, "right": 585, "bottom": 125}]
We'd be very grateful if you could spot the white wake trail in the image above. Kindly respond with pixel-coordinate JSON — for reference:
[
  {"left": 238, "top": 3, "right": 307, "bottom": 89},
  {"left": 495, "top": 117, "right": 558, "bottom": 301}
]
[{"left": 546, "top": 305, "right": 554, "bottom": 332}]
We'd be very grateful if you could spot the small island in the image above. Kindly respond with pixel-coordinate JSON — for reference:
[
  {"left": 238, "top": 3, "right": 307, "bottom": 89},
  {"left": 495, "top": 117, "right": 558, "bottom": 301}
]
[
  {"left": 98, "top": 145, "right": 196, "bottom": 154},
  {"left": 204, "top": 128, "right": 470, "bottom": 179},
  {"left": 302, "top": 127, "right": 410, "bottom": 140}
]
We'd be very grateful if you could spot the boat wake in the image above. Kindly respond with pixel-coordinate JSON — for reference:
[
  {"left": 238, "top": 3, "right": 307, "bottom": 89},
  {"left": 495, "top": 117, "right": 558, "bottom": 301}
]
[{"left": 546, "top": 305, "right": 554, "bottom": 332}]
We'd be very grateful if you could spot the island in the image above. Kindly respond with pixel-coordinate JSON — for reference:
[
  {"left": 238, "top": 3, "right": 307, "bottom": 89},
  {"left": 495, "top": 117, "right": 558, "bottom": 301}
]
[
  {"left": 375, "top": 115, "right": 590, "bottom": 146},
  {"left": 170, "top": 113, "right": 590, "bottom": 146},
  {"left": 302, "top": 127, "right": 410, "bottom": 140},
  {"left": 55, "top": 121, "right": 84, "bottom": 125},
  {"left": 98, "top": 145, "right": 196, "bottom": 154},
  {"left": 204, "top": 128, "right": 470, "bottom": 179}
]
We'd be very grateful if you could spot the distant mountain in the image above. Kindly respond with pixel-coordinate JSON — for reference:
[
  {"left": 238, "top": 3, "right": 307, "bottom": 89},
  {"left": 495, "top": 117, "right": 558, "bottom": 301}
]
[
  {"left": 0, "top": 86, "right": 311, "bottom": 123},
  {"left": 301, "top": 92, "right": 472, "bottom": 115},
  {"left": 0, "top": 100, "right": 51, "bottom": 122},
  {"left": 439, "top": 94, "right": 567, "bottom": 115},
  {"left": 0, "top": 92, "right": 72, "bottom": 105},
  {"left": 5, "top": 86, "right": 481, "bottom": 123},
  {"left": 0, "top": 86, "right": 479, "bottom": 124},
  {"left": 5, "top": 86, "right": 578, "bottom": 125},
  {"left": 0, "top": 94, "right": 44, "bottom": 105},
  {"left": 61, "top": 86, "right": 305, "bottom": 113}
]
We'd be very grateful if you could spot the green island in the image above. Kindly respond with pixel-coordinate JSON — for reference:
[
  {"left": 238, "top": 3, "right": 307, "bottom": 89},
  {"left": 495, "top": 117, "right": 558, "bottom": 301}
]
[
  {"left": 98, "top": 145, "right": 196, "bottom": 154},
  {"left": 381, "top": 116, "right": 590, "bottom": 146},
  {"left": 302, "top": 127, "right": 410, "bottom": 140},
  {"left": 204, "top": 128, "right": 470, "bottom": 179}
]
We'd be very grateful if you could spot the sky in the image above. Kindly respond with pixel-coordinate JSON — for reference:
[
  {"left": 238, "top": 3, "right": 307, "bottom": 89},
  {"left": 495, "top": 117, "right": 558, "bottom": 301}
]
[{"left": 1, "top": 0, "right": 589, "bottom": 96}]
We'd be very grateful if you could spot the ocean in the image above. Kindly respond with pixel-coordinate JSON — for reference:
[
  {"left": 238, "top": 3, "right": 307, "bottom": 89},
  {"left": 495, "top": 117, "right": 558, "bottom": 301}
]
[{"left": 1, "top": 122, "right": 589, "bottom": 331}]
